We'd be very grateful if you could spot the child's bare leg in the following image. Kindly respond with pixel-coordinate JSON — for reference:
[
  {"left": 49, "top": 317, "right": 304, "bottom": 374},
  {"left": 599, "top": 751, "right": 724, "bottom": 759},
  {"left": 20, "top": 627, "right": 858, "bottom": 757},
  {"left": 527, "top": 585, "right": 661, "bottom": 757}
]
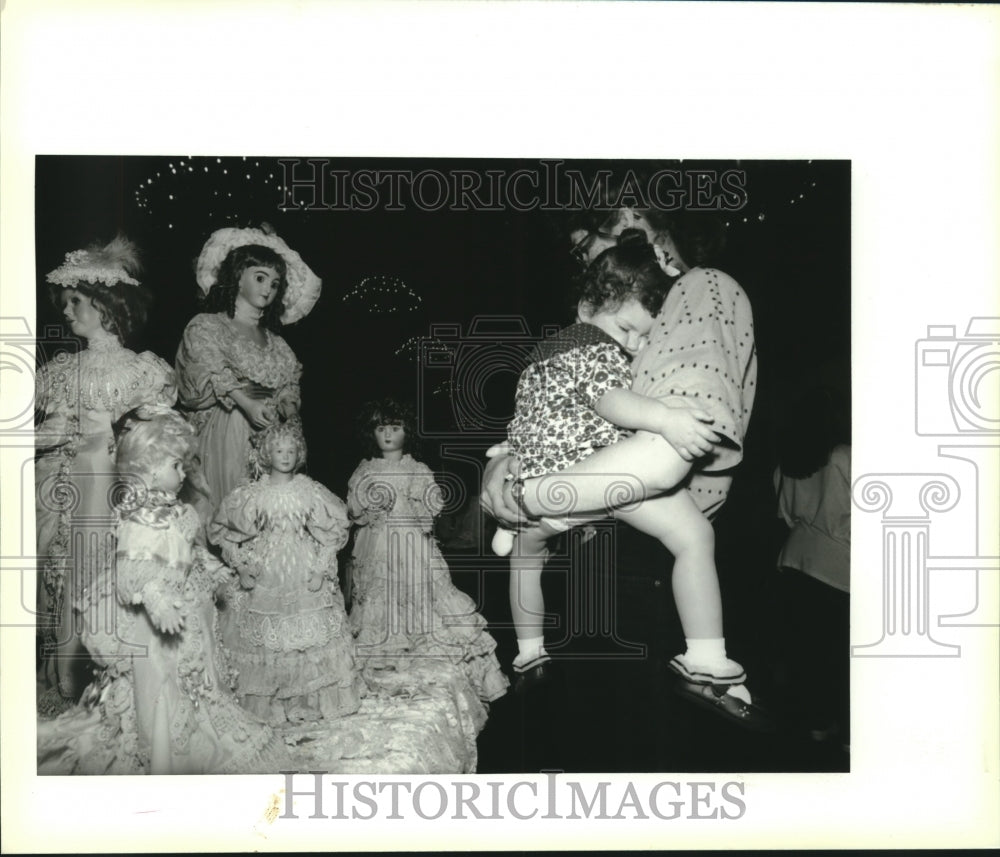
[
  {"left": 614, "top": 491, "right": 721, "bottom": 637},
  {"left": 615, "top": 488, "right": 745, "bottom": 687},
  {"left": 508, "top": 522, "right": 561, "bottom": 668}
]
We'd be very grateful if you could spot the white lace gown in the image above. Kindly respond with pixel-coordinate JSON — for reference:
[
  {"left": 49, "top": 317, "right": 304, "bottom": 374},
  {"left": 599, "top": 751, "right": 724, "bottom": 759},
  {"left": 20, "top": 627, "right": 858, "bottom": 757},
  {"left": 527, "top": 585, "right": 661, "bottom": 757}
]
[
  {"left": 37, "top": 495, "right": 292, "bottom": 774},
  {"left": 347, "top": 454, "right": 509, "bottom": 703},
  {"left": 34, "top": 337, "right": 176, "bottom": 701},
  {"left": 209, "top": 474, "right": 363, "bottom": 725}
]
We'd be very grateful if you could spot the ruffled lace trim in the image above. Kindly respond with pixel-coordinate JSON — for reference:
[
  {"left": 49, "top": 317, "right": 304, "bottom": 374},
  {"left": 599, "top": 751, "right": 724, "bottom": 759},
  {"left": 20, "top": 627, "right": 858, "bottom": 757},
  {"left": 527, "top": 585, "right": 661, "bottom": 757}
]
[{"left": 37, "top": 345, "right": 175, "bottom": 419}]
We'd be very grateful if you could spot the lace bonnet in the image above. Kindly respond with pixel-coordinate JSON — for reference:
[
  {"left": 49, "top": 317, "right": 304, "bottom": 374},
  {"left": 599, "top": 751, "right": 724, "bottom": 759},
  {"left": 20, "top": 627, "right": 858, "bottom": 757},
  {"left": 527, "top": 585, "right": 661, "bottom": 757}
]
[{"left": 46, "top": 235, "right": 142, "bottom": 288}]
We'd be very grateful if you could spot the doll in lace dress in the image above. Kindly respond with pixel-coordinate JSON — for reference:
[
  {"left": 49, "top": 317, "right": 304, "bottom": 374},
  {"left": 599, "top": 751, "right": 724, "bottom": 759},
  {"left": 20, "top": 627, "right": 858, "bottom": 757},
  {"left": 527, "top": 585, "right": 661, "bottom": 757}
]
[
  {"left": 348, "top": 399, "right": 508, "bottom": 704},
  {"left": 35, "top": 236, "right": 176, "bottom": 709},
  {"left": 175, "top": 226, "right": 321, "bottom": 519},
  {"left": 38, "top": 413, "right": 291, "bottom": 774},
  {"left": 209, "top": 421, "right": 362, "bottom": 725}
]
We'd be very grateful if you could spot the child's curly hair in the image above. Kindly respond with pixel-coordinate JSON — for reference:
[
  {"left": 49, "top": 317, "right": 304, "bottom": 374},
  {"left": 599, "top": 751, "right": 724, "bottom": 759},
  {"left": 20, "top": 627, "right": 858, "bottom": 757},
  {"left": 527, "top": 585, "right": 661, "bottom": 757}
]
[
  {"left": 573, "top": 228, "right": 676, "bottom": 317},
  {"left": 199, "top": 244, "right": 289, "bottom": 332},
  {"left": 356, "top": 398, "right": 422, "bottom": 460},
  {"left": 252, "top": 419, "right": 307, "bottom": 476}
]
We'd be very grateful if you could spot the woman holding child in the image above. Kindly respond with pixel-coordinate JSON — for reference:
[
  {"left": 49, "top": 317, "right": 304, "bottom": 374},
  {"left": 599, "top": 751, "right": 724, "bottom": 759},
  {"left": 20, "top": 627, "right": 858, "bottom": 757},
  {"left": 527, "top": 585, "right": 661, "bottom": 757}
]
[{"left": 482, "top": 201, "right": 767, "bottom": 728}]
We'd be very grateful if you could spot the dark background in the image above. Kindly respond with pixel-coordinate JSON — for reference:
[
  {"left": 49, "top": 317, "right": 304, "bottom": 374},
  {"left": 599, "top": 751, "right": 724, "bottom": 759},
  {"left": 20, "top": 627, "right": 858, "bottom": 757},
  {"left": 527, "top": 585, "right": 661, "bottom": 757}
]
[{"left": 35, "top": 156, "right": 850, "bottom": 772}]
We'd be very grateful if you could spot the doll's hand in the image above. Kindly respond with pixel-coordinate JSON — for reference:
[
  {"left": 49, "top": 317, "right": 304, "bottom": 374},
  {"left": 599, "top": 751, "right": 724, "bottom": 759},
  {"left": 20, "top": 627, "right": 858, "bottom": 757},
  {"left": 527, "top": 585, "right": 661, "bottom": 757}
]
[
  {"left": 306, "top": 570, "right": 324, "bottom": 592},
  {"left": 241, "top": 398, "right": 274, "bottom": 430},
  {"left": 238, "top": 568, "right": 258, "bottom": 590},
  {"left": 243, "top": 382, "right": 276, "bottom": 400},
  {"left": 656, "top": 404, "right": 720, "bottom": 461},
  {"left": 153, "top": 602, "right": 185, "bottom": 635},
  {"left": 276, "top": 396, "right": 299, "bottom": 421}
]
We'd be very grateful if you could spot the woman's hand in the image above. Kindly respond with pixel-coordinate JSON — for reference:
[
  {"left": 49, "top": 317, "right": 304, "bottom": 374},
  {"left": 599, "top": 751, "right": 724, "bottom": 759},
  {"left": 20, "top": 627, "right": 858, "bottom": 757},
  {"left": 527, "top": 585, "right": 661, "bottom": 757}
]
[
  {"left": 655, "top": 403, "right": 720, "bottom": 461},
  {"left": 306, "top": 570, "right": 324, "bottom": 592},
  {"left": 238, "top": 568, "right": 258, "bottom": 590},
  {"left": 480, "top": 452, "right": 524, "bottom": 527}
]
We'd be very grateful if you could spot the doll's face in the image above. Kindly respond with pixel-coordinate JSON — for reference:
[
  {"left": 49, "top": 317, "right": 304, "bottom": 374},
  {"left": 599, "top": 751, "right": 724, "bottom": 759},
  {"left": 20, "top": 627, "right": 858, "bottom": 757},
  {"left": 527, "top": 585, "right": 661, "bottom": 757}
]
[
  {"left": 149, "top": 456, "right": 186, "bottom": 494},
  {"left": 373, "top": 422, "right": 405, "bottom": 455},
  {"left": 60, "top": 289, "right": 104, "bottom": 340},
  {"left": 268, "top": 438, "right": 300, "bottom": 474},
  {"left": 237, "top": 265, "right": 281, "bottom": 310}
]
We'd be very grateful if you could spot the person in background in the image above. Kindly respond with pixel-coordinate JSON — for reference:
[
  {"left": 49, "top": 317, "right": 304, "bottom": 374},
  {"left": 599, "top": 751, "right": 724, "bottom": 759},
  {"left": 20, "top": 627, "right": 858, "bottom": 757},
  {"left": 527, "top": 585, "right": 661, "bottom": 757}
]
[{"left": 773, "top": 385, "right": 851, "bottom": 746}]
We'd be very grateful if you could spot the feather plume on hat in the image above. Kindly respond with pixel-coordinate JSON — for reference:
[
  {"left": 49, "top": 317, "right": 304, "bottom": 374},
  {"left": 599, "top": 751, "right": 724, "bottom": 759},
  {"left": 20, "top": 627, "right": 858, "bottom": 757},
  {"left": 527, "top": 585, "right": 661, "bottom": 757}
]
[{"left": 46, "top": 234, "right": 143, "bottom": 288}]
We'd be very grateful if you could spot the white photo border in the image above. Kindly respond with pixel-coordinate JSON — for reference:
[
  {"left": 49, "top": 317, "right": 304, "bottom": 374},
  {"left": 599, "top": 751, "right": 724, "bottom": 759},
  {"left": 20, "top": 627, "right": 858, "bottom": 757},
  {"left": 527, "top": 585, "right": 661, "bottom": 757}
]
[{"left": 2, "top": 0, "right": 998, "bottom": 852}]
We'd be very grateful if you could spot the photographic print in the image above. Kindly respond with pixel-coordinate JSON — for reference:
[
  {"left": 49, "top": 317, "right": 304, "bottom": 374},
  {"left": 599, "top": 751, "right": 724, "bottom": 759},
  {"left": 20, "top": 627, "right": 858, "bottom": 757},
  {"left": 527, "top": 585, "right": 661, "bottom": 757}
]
[
  {"left": 30, "top": 156, "right": 850, "bottom": 782},
  {"left": 2, "top": 2, "right": 997, "bottom": 852}
]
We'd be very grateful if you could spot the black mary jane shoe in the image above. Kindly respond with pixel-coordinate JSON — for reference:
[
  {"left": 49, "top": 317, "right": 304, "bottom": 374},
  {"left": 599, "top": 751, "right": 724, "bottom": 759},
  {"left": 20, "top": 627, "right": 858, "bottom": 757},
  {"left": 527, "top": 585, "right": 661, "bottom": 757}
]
[
  {"left": 672, "top": 678, "right": 776, "bottom": 733},
  {"left": 512, "top": 655, "right": 558, "bottom": 695}
]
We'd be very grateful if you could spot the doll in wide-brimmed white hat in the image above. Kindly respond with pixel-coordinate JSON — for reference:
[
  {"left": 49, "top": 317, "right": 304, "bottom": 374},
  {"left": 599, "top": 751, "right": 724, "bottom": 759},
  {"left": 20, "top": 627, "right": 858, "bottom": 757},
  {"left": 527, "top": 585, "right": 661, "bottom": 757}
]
[{"left": 174, "top": 224, "right": 321, "bottom": 519}]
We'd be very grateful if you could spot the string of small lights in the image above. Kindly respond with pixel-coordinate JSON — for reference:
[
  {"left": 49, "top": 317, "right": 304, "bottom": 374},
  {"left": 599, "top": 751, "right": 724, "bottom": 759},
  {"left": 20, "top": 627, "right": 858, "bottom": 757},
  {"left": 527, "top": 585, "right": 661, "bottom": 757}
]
[
  {"left": 133, "top": 156, "right": 289, "bottom": 230},
  {"left": 724, "top": 161, "right": 821, "bottom": 228},
  {"left": 342, "top": 276, "right": 422, "bottom": 314},
  {"left": 394, "top": 336, "right": 450, "bottom": 361}
]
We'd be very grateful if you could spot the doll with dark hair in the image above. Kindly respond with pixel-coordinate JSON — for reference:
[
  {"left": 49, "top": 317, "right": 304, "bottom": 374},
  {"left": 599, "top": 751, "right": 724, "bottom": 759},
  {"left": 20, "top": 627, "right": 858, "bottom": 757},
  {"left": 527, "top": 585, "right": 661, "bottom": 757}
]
[
  {"left": 35, "top": 235, "right": 176, "bottom": 710},
  {"left": 209, "top": 420, "right": 362, "bottom": 725},
  {"left": 347, "top": 398, "right": 508, "bottom": 704},
  {"left": 175, "top": 226, "right": 321, "bottom": 517}
]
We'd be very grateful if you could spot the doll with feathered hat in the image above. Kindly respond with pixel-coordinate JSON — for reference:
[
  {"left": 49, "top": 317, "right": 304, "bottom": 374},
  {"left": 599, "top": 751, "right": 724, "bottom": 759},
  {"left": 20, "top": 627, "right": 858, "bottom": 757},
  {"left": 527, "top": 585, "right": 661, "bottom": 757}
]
[{"left": 36, "top": 235, "right": 176, "bottom": 711}]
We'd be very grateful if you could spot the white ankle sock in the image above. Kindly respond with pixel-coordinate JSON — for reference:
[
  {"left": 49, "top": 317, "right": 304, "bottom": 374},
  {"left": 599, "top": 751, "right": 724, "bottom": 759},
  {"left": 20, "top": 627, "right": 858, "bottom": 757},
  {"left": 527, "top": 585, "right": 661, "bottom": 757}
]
[
  {"left": 726, "top": 684, "right": 752, "bottom": 703},
  {"left": 515, "top": 636, "right": 546, "bottom": 665},
  {"left": 684, "top": 637, "right": 728, "bottom": 668}
]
